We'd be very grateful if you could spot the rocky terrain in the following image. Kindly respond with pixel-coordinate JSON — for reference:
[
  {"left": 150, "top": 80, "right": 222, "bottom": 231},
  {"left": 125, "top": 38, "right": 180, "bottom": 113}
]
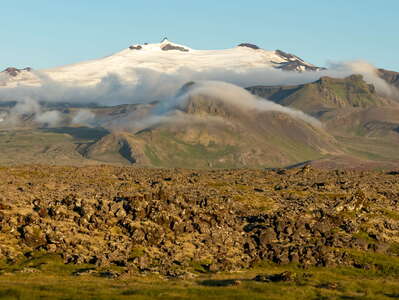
[
  {"left": 1, "top": 165, "right": 399, "bottom": 278},
  {"left": 378, "top": 68, "right": 399, "bottom": 90}
]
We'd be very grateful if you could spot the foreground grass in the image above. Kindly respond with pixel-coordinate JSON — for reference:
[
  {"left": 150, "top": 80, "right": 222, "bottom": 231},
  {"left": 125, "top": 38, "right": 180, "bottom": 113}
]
[{"left": 1, "top": 260, "right": 399, "bottom": 300}]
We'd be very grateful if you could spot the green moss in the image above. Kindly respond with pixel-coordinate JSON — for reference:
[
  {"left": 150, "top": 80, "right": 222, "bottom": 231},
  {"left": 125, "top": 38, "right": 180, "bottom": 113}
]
[
  {"left": 353, "top": 231, "right": 376, "bottom": 244},
  {"left": 3, "top": 261, "right": 399, "bottom": 299},
  {"left": 141, "top": 130, "right": 240, "bottom": 168},
  {"left": 388, "top": 243, "right": 399, "bottom": 256},
  {"left": 0, "top": 252, "right": 94, "bottom": 275},
  {"left": 346, "top": 249, "right": 399, "bottom": 277},
  {"left": 144, "top": 145, "right": 162, "bottom": 167},
  {"left": 381, "top": 209, "right": 399, "bottom": 221},
  {"left": 129, "top": 247, "right": 146, "bottom": 259},
  {"left": 189, "top": 259, "right": 214, "bottom": 273}
]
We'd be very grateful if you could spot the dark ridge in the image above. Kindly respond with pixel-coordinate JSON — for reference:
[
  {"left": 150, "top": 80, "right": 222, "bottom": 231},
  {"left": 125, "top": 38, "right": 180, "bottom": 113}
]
[
  {"left": 316, "top": 74, "right": 376, "bottom": 94},
  {"left": 275, "top": 49, "right": 298, "bottom": 60},
  {"left": 176, "top": 81, "right": 196, "bottom": 97},
  {"left": 42, "top": 127, "right": 110, "bottom": 141},
  {"left": 161, "top": 44, "right": 189, "bottom": 52},
  {"left": 378, "top": 68, "right": 399, "bottom": 89},
  {"left": 317, "top": 74, "right": 364, "bottom": 83},
  {"left": 246, "top": 85, "right": 302, "bottom": 103},
  {"left": 129, "top": 45, "right": 142, "bottom": 50},
  {"left": 284, "top": 160, "right": 313, "bottom": 169},
  {"left": 39, "top": 101, "right": 102, "bottom": 109},
  {"left": 274, "top": 50, "right": 325, "bottom": 71},
  {"left": 118, "top": 140, "right": 136, "bottom": 164},
  {"left": 0, "top": 101, "right": 17, "bottom": 107},
  {"left": 363, "top": 121, "right": 399, "bottom": 133},
  {"left": 275, "top": 61, "right": 322, "bottom": 71},
  {"left": 237, "top": 43, "right": 260, "bottom": 50},
  {"left": 2, "top": 67, "right": 32, "bottom": 77}
]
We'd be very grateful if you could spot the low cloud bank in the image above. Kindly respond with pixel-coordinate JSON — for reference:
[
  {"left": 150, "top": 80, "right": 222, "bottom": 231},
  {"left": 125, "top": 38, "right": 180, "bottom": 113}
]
[
  {"left": 169, "top": 81, "right": 322, "bottom": 127},
  {"left": 0, "top": 60, "right": 397, "bottom": 128},
  {"left": 0, "top": 60, "right": 396, "bottom": 106},
  {"left": 3, "top": 98, "right": 61, "bottom": 127}
]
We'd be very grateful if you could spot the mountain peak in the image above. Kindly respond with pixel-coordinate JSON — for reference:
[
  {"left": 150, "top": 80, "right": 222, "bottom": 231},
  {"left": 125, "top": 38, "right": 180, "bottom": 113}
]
[
  {"left": 127, "top": 39, "right": 190, "bottom": 52},
  {"left": 2, "top": 67, "right": 32, "bottom": 77},
  {"left": 237, "top": 43, "right": 260, "bottom": 50},
  {"left": 0, "top": 40, "right": 324, "bottom": 88}
]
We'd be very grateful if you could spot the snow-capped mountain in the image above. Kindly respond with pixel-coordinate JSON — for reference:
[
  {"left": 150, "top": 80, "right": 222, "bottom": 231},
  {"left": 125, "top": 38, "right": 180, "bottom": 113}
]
[{"left": 0, "top": 39, "right": 322, "bottom": 88}]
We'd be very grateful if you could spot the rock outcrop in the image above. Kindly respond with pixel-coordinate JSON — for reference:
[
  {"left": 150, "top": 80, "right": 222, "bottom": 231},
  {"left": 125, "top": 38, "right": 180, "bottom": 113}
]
[
  {"left": 2, "top": 67, "right": 32, "bottom": 77},
  {"left": 1, "top": 166, "right": 399, "bottom": 276}
]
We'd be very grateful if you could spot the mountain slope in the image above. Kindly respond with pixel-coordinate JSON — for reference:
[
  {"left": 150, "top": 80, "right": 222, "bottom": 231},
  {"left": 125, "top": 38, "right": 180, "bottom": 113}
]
[
  {"left": 84, "top": 82, "right": 339, "bottom": 168},
  {"left": 247, "top": 75, "right": 393, "bottom": 117},
  {"left": 126, "top": 111, "right": 336, "bottom": 168},
  {"left": 0, "top": 39, "right": 321, "bottom": 88},
  {"left": 378, "top": 68, "right": 399, "bottom": 88},
  {"left": 247, "top": 76, "right": 399, "bottom": 168}
]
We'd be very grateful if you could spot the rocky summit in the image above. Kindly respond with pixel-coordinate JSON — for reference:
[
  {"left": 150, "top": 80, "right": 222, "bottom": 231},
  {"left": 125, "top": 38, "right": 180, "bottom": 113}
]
[{"left": 1, "top": 165, "right": 399, "bottom": 278}]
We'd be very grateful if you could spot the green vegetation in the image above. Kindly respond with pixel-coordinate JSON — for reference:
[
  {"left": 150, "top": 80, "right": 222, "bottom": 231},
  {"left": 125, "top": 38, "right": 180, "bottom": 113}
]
[
  {"left": 347, "top": 249, "right": 399, "bottom": 277},
  {"left": 139, "top": 130, "right": 240, "bottom": 168},
  {"left": 129, "top": 247, "right": 146, "bottom": 260},
  {"left": 353, "top": 231, "right": 376, "bottom": 244},
  {"left": 42, "top": 127, "right": 109, "bottom": 141},
  {"left": 336, "top": 136, "right": 399, "bottom": 162},
  {"left": 1, "top": 258, "right": 399, "bottom": 299},
  {"left": 382, "top": 209, "right": 399, "bottom": 221},
  {"left": 0, "top": 128, "right": 105, "bottom": 165},
  {"left": 266, "top": 134, "right": 323, "bottom": 163},
  {"left": 144, "top": 145, "right": 163, "bottom": 167}
]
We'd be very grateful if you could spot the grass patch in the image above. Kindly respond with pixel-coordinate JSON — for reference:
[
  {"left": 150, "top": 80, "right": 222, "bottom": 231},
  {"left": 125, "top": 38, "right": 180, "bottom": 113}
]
[
  {"left": 129, "top": 247, "right": 146, "bottom": 260},
  {"left": 3, "top": 257, "right": 399, "bottom": 299},
  {"left": 141, "top": 130, "right": 240, "bottom": 169},
  {"left": 144, "top": 145, "right": 162, "bottom": 167},
  {"left": 347, "top": 249, "right": 399, "bottom": 277},
  {"left": 353, "top": 231, "right": 376, "bottom": 244},
  {"left": 388, "top": 243, "right": 399, "bottom": 256},
  {"left": 382, "top": 209, "right": 399, "bottom": 221}
]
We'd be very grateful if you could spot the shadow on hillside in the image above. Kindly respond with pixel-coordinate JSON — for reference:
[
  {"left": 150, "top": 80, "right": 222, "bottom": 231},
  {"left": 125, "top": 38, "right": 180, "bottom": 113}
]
[
  {"left": 42, "top": 127, "right": 110, "bottom": 141},
  {"left": 385, "top": 294, "right": 399, "bottom": 298},
  {"left": 198, "top": 279, "right": 245, "bottom": 287}
]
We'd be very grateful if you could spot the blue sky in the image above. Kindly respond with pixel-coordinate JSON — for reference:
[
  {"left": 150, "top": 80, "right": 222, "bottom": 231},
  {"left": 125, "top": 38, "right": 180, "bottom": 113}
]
[{"left": 1, "top": 0, "right": 398, "bottom": 71}]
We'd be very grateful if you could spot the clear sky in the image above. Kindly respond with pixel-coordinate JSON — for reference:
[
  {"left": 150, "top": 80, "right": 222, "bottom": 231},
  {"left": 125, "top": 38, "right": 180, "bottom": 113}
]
[{"left": 1, "top": 0, "right": 398, "bottom": 71}]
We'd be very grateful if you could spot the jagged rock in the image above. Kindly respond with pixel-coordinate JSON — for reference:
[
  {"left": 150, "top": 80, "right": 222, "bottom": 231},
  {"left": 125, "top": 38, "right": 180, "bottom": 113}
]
[
  {"left": 129, "top": 45, "right": 142, "bottom": 50},
  {"left": 317, "top": 282, "right": 339, "bottom": 290},
  {"left": 237, "top": 43, "right": 260, "bottom": 50},
  {"left": 258, "top": 228, "right": 277, "bottom": 246},
  {"left": 20, "top": 224, "right": 46, "bottom": 247},
  {"left": 254, "top": 271, "right": 296, "bottom": 282},
  {"left": 0, "top": 166, "right": 398, "bottom": 275},
  {"left": 161, "top": 44, "right": 189, "bottom": 52},
  {"left": 99, "top": 270, "right": 120, "bottom": 278},
  {"left": 2, "top": 67, "right": 32, "bottom": 77}
]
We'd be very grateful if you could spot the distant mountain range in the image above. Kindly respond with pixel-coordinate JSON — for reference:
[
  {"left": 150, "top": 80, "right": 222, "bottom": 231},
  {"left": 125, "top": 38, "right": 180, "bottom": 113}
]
[{"left": 0, "top": 40, "right": 398, "bottom": 169}]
